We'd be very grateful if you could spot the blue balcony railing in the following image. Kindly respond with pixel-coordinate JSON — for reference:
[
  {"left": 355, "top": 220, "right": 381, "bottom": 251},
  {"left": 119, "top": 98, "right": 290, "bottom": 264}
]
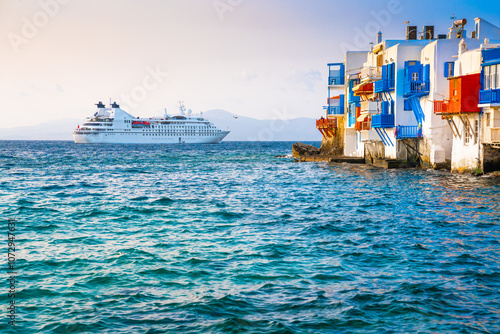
[
  {"left": 323, "top": 106, "right": 344, "bottom": 115},
  {"left": 479, "top": 89, "right": 500, "bottom": 104},
  {"left": 374, "top": 79, "right": 395, "bottom": 93},
  {"left": 395, "top": 125, "right": 422, "bottom": 139},
  {"left": 403, "top": 80, "right": 430, "bottom": 97},
  {"left": 329, "top": 76, "right": 344, "bottom": 86},
  {"left": 371, "top": 114, "right": 395, "bottom": 128},
  {"left": 328, "top": 63, "right": 345, "bottom": 86}
]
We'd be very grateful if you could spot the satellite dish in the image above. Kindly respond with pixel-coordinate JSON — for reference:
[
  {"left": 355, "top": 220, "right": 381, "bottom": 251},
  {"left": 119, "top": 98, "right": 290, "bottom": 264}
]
[{"left": 188, "top": 109, "right": 192, "bottom": 115}]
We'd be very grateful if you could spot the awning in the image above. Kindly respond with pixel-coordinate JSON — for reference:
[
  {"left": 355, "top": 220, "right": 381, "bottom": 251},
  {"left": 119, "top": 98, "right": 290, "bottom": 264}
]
[{"left": 356, "top": 113, "right": 369, "bottom": 122}]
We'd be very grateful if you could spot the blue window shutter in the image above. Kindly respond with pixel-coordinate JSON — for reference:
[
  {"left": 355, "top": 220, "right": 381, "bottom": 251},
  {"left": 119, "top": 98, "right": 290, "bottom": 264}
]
[
  {"left": 382, "top": 101, "right": 389, "bottom": 114},
  {"left": 480, "top": 67, "right": 484, "bottom": 89},
  {"left": 423, "top": 64, "right": 430, "bottom": 82},
  {"left": 404, "top": 99, "right": 411, "bottom": 111}
]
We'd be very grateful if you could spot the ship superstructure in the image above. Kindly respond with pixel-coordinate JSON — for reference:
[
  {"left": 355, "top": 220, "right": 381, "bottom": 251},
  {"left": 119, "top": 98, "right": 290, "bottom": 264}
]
[{"left": 73, "top": 101, "right": 229, "bottom": 144}]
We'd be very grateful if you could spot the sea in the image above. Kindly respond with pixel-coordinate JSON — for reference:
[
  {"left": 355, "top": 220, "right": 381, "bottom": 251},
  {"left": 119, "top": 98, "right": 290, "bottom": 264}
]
[{"left": 1, "top": 140, "right": 499, "bottom": 333}]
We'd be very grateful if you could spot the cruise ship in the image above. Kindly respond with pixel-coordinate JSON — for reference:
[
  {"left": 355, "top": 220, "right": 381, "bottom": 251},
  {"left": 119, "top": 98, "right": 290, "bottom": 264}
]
[{"left": 73, "top": 101, "right": 229, "bottom": 144}]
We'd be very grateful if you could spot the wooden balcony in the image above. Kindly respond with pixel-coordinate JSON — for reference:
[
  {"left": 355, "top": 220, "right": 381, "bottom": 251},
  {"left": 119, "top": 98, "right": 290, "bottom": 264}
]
[
  {"left": 352, "top": 82, "right": 374, "bottom": 97},
  {"left": 355, "top": 114, "right": 371, "bottom": 131},
  {"left": 316, "top": 118, "right": 338, "bottom": 138},
  {"left": 433, "top": 100, "right": 449, "bottom": 114}
]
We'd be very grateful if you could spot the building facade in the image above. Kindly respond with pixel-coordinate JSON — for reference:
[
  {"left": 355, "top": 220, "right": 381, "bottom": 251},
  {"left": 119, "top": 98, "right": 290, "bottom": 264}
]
[{"left": 316, "top": 17, "right": 500, "bottom": 173}]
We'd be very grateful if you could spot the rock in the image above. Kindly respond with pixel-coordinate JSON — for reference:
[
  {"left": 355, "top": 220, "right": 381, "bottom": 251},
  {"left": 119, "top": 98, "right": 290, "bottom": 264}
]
[{"left": 292, "top": 142, "right": 320, "bottom": 158}]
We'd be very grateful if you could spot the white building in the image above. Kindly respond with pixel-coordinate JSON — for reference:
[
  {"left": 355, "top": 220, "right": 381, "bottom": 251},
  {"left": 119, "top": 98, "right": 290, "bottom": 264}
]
[{"left": 316, "top": 17, "right": 500, "bottom": 172}]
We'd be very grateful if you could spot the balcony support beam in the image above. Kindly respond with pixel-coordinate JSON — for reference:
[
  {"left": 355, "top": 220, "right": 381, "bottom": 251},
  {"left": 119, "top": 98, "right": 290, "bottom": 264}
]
[{"left": 443, "top": 115, "right": 461, "bottom": 139}]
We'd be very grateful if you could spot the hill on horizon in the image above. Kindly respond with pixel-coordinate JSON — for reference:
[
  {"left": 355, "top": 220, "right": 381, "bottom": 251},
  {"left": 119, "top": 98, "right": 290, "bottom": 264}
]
[{"left": 0, "top": 110, "right": 322, "bottom": 142}]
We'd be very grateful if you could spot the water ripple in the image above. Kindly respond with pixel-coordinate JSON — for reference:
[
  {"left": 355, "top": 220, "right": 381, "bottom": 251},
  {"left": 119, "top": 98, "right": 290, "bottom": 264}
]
[{"left": 0, "top": 141, "right": 499, "bottom": 333}]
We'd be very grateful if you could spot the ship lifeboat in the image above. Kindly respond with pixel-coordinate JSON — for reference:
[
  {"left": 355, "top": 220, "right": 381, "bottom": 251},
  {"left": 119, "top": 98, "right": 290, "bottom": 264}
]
[{"left": 132, "top": 121, "right": 151, "bottom": 126}]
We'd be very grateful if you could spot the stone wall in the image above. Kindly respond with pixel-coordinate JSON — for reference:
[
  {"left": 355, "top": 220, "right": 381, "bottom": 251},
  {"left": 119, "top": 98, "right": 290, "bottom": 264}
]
[
  {"left": 482, "top": 144, "right": 500, "bottom": 173},
  {"left": 363, "top": 141, "right": 385, "bottom": 164},
  {"left": 319, "top": 118, "right": 344, "bottom": 155}
]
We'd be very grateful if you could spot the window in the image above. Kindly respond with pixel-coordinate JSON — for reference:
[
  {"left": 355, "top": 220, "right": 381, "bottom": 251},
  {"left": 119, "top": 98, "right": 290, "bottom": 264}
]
[
  {"left": 484, "top": 66, "right": 490, "bottom": 90},
  {"left": 377, "top": 54, "right": 383, "bottom": 67},
  {"left": 464, "top": 121, "right": 470, "bottom": 145},
  {"left": 444, "top": 62, "right": 454, "bottom": 77},
  {"left": 491, "top": 65, "right": 497, "bottom": 90},
  {"left": 412, "top": 72, "right": 419, "bottom": 81},
  {"left": 497, "top": 64, "right": 500, "bottom": 89},
  {"left": 474, "top": 120, "right": 479, "bottom": 144}
]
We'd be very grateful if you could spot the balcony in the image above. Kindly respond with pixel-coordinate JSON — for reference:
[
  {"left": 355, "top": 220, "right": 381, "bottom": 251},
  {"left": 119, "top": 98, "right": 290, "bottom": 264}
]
[
  {"left": 323, "top": 95, "right": 344, "bottom": 115},
  {"left": 374, "top": 79, "right": 395, "bottom": 93},
  {"left": 328, "top": 63, "right": 345, "bottom": 86},
  {"left": 491, "top": 128, "right": 500, "bottom": 143},
  {"left": 324, "top": 106, "right": 344, "bottom": 115},
  {"left": 484, "top": 127, "right": 500, "bottom": 144},
  {"left": 403, "top": 80, "right": 430, "bottom": 97},
  {"left": 355, "top": 114, "right": 371, "bottom": 131},
  {"left": 317, "top": 117, "right": 338, "bottom": 138},
  {"left": 395, "top": 125, "right": 422, "bottom": 139},
  {"left": 353, "top": 82, "right": 374, "bottom": 97},
  {"left": 316, "top": 118, "right": 338, "bottom": 128},
  {"left": 360, "top": 101, "right": 379, "bottom": 114},
  {"left": 360, "top": 67, "right": 382, "bottom": 82},
  {"left": 371, "top": 114, "right": 395, "bottom": 128},
  {"left": 433, "top": 100, "right": 449, "bottom": 113},
  {"left": 479, "top": 89, "right": 500, "bottom": 104}
]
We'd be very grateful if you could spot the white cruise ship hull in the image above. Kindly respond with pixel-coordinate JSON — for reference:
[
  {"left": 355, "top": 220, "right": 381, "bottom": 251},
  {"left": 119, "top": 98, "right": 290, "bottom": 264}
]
[
  {"left": 73, "top": 131, "right": 229, "bottom": 144},
  {"left": 73, "top": 101, "right": 230, "bottom": 145}
]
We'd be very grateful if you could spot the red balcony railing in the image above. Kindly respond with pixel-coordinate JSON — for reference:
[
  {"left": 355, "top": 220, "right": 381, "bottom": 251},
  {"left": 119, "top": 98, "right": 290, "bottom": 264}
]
[
  {"left": 316, "top": 118, "right": 338, "bottom": 138},
  {"left": 355, "top": 116, "right": 371, "bottom": 131},
  {"left": 433, "top": 100, "right": 449, "bottom": 113}
]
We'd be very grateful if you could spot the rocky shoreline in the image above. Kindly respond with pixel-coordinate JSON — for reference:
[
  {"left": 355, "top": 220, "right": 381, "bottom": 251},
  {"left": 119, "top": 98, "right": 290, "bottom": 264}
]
[{"left": 292, "top": 142, "right": 500, "bottom": 176}]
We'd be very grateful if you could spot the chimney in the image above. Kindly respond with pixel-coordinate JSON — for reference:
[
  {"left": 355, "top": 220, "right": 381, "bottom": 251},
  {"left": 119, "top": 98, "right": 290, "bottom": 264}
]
[
  {"left": 423, "top": 26, "right": 434, "bottom": 40},
  {"left": 406, "top": 26, "right": 417, "bottom": 40},
  {"left": 377, "top": 31, "right": 382, "bottom": 44}
]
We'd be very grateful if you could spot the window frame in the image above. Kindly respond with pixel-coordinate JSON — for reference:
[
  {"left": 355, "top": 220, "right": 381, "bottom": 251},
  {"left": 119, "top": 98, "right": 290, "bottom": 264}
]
[
  {"left": 484, "top": 66, "right": 490, "bottom": 90},
  {"left": 497, "top": 64, "right": 500, "bottom": 89},
  {"left": 491, "top": 64, "right": 497, "bottom": 90},
  {"left": 444, "top": 62, "right": 454, "bottom": 78},
  {"left": 464, "top": 121, "right": 470, "bottom": 145}
]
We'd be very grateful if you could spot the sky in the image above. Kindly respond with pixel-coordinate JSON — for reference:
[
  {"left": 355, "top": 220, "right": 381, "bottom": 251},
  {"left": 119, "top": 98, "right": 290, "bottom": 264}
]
[{"left": 1, "top": 0, "right": 500, "bottom": 128}]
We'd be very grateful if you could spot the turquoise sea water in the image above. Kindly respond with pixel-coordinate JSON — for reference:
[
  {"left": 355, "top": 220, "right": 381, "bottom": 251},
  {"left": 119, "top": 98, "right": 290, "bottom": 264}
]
[{"left": 1, "top": 140, "right": 499, "bottom": 333}]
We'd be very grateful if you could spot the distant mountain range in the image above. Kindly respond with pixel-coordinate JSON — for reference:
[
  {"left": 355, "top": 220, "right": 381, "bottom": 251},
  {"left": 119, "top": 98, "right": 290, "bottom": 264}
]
[{"left": 0, "top": 109, "right": 322, "bottom": 142}]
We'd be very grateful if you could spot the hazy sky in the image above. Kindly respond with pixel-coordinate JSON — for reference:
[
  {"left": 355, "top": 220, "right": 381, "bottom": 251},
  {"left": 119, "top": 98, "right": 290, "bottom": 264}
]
[{"left": 2, "top": 0, "right": 500, "bottom": 127}]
